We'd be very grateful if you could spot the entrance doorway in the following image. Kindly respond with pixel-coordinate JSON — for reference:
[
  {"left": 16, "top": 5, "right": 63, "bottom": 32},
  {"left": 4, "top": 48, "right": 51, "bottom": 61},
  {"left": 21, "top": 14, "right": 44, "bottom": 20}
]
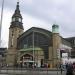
[{"left": 19, "top": 54, "right": 34, "bottom": 68}]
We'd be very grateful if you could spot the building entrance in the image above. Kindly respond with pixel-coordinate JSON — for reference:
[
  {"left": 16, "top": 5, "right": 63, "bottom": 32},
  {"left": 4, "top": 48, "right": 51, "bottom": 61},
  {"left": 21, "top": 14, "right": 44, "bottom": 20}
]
[{"left": 19, "top": 54, "right": 34, "bottom": 68}]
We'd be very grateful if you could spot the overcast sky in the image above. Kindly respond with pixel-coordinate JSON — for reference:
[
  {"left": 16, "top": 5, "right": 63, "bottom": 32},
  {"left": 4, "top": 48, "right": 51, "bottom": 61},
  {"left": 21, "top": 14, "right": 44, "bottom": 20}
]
[{"left": 0, "top": 0, "right": 75, "bottom": 47}]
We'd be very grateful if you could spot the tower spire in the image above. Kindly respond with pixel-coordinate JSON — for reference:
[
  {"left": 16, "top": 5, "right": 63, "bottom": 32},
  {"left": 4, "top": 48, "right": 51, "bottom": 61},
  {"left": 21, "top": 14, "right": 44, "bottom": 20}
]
[
  {"left": 17, "top": 0, "right": 19, "bottom": 5},
  {"left": 16, "top": 0, "right": 20, "bottom": 13},
  {"left": 17, "top": 0, "right": 19, "bottom": 7},
  {"left": 12, "top": 0, "right": 22, "bottom": 18},
  {"left": 10, "top": 0, "right": 24, "bottom": 29}
]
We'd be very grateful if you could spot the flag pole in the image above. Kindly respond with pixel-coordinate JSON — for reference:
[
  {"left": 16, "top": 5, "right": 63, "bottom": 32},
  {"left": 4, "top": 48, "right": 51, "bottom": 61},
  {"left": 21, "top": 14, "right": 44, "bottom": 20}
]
[{"left": 0, "top": 0, "right": 4, "bottom": 47}]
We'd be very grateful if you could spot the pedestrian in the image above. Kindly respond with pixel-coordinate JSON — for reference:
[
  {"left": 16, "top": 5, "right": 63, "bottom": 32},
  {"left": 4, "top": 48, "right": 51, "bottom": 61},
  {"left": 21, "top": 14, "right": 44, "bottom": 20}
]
[
  {"left": 65, "top": 63, "right": 68, "bottom": 70},
  {"left": 60, "top": 64, "right": 63, "bottom": 74},
  {"left": 66, "top": 63, "right": 74, "bottom": 75}
]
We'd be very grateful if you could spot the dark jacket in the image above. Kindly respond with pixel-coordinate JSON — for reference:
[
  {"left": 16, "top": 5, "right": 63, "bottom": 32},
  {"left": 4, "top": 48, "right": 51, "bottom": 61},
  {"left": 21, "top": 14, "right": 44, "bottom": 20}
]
[{"left": 66, "top": 64, "right": 74, "bottom": 75}]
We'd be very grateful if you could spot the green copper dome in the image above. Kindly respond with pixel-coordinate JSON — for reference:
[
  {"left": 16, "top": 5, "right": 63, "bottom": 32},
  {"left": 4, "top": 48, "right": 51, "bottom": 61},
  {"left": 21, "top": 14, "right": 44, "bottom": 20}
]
[{"left": 52, "top": 24, "right": 59, "bottom": 33}]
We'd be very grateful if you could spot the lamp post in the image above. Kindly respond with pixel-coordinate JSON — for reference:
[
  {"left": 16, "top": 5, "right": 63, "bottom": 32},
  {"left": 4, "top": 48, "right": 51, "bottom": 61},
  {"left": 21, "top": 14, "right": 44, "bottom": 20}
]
[
  {"left": 0, "top": 0, "right": 4, "bottom": 47},
  {"left": 32, "top": 31, "right": 35, "bottom": 69}
]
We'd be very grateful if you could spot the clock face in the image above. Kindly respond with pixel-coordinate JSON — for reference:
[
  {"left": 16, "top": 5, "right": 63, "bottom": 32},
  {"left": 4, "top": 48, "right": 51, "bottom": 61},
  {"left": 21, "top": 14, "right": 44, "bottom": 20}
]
[
  {"left": 12, "top": 17, "right": 22, "bottom": 22},
  {"left": 12, "top": 18, "right": 15, "bottom": 21},
  {"left": 19, "top": 18, "right": 21, "bottom": 22}
]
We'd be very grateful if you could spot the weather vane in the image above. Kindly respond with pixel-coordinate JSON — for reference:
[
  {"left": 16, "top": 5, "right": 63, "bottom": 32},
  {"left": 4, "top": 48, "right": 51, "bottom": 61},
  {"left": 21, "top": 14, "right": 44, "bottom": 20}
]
[
  {"left": 17, "top": 0, "right": 20, "bottom": 5},
  {"left": 17, "top": 0, "right": 19, "bottom": 3}
]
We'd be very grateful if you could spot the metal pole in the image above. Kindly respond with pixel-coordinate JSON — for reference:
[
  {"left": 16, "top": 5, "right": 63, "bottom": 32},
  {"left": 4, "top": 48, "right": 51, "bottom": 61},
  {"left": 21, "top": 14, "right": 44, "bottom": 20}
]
[
  {"left": 0, "top": 0, "right": 4, "bottom": 47},
  {"left": 57, "top": 50, "right": 59, "bottom": 75},
  {"left": 33, "top": 31, "right": 35, "bottom": 69}
]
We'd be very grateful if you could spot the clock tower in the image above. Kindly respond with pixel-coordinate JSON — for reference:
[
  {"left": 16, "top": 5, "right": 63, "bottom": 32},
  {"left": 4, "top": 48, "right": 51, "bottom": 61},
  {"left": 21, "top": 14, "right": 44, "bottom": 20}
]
[{"left": 6, "top": 2, "right": 24, "bottom": 66}]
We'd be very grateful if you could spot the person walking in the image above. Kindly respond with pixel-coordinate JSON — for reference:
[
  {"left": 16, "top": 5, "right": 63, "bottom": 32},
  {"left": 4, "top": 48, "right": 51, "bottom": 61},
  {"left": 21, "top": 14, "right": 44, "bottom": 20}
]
[
  {"left": 60, "top": 63, "right": 63, "bottom": 74},
  {"left": 66, "top": 63, "right": 74, "bottom": 75}
]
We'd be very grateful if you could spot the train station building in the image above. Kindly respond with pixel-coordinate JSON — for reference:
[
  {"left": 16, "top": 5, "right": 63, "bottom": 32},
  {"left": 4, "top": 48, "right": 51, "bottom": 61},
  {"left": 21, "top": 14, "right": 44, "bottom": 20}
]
[{"left": 6, "top": 2, "right": 75, "bottom": 68}]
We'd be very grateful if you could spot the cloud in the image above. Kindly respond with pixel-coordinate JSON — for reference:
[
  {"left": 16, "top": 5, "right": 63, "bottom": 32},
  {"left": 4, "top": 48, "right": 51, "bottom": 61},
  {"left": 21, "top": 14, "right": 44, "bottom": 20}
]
[{"left": 1, "top": 0, "right": 75, "bottom": 47}]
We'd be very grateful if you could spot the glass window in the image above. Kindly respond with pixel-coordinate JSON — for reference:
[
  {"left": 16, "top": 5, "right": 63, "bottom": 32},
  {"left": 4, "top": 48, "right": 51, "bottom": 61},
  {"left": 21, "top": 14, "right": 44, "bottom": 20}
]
[
  {"left": 12, "top": 18, "right": 15, "bottom": 21},
  {"left": 19, "top": 18, "right": 22, "bottom": 22}
]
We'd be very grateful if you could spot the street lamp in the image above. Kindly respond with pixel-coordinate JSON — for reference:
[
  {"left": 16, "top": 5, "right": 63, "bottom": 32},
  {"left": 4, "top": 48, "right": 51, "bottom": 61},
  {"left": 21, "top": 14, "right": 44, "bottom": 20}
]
[
  {"left": 0, "top": 0, "right": 4, "bottom": 47},
  {"left": 32, "top": 31, "right": 35, "bottom": 68}
]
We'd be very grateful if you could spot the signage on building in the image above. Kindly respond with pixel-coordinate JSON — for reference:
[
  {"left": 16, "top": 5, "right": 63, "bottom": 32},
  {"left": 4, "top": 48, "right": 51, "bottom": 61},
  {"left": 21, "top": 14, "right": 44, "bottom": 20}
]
[{"left": 62, "top": 53, "right": 68, "bottom": 58}]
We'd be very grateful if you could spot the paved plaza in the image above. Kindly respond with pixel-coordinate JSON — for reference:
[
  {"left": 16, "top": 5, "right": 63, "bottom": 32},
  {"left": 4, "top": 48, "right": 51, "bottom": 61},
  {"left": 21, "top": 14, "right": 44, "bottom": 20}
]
[{"left": 0, "top": 68, "right": 67, "bottom": 75}]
